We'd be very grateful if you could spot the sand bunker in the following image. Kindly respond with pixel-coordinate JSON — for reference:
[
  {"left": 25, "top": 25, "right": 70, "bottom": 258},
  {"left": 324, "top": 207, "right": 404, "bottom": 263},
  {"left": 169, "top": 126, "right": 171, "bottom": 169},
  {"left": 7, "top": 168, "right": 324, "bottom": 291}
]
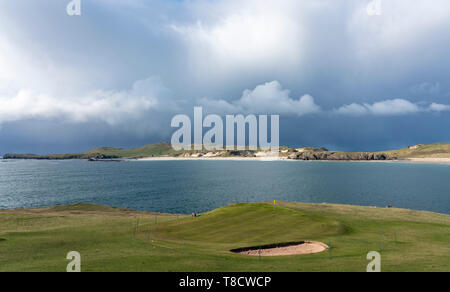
[{"left": 231, "top": 241, "right": 328, "bottom": 256}]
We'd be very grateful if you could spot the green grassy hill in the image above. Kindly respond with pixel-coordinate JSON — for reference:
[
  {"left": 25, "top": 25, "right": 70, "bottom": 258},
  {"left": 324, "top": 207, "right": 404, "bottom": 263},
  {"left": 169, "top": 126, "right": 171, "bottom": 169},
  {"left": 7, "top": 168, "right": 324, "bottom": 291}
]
[
  {"left": 2, "top": 142, "right": 179, "bottom": 159},
  {"left": 1, "top": 202, "right": 449, "bottom": 272},
  {"left": 381, "top": 143, "right": 450, "bottom": 158},
  {"left": 84, "top": 142, "right": 180, "bottom": 158}
]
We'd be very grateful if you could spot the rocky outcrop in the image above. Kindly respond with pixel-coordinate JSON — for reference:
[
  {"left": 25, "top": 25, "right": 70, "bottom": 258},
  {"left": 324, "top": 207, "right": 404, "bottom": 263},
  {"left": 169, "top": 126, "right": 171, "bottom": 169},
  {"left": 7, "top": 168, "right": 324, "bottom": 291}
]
[
  {"left": 288, "top": 152, "right": 394, "bottom": 161},
  {"left": 229, "top": 150, "right": 256, "bottom": 157},
  {"left": 86, "top": 154, "right": 120, "bottom": 160}
]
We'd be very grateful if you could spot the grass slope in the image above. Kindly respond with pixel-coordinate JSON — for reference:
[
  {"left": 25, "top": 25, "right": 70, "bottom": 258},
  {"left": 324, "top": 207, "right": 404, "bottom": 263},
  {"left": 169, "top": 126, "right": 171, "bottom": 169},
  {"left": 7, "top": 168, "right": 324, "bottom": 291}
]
[
  {"left": 382, "top": 143, "right": 450, "bottom": 158},
  {"left": 2, "top": 143, "right": 180, "bottom": 160},
  {"left": 84, "top": 142, "right": 180, "bottom": 158},
  {"left": 1, "top": 202, "right": 449, "bottom": 272}
]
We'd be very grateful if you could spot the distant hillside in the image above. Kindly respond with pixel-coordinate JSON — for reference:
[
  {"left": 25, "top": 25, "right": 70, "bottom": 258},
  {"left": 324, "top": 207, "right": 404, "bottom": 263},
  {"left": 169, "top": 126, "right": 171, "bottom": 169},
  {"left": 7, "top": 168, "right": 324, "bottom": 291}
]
[
  {"left": 2, "top": 144, "right": 293, "bottom": 160},
  {"left": 381, "top": 143, "right": 450, "bottom": 158},
  {"left": 3, "top": 143, "right": 178, "bottom": 160},
  {"left": 1, "top": 153, "right": 85, "bottom": 160},
  {"left": 3, "top": 142, "right": 450, "bottom": 160},
  {"left": 84, "top": 142, "right": 179, "bottom": 158},
  {"left": 289, "top": 143, "right": 450, "bottom": 160}
]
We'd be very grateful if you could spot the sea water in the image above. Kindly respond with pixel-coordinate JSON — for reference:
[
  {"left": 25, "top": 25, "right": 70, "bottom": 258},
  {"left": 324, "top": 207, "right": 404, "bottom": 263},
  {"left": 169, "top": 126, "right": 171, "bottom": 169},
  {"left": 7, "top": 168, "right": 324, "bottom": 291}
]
[{"left": 0, "top": 159, "right": 449, "bottom": 214}]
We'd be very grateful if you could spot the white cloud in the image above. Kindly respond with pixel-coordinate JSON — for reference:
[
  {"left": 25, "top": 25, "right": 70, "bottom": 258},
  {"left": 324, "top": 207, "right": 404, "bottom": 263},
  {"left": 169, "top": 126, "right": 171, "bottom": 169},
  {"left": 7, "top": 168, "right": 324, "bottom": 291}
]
[
  {"left": 1, "top": 0, "right": 450, "bottom": 138},
  {"left": 349, "top": 0, "right": 450, "bottom": 52},
  {"left": 2, "top": 74, "right": 449, "bottom": 128},
  {"left": 199, "top": 81, "right": 321, "bottom": 116},
  {"left": 336, "top": 99, "right": 419, "bottom": 116},
  {"left": 170, "top": 0, "right": 450, "bottom": 82},
  {"left": 0, "top": 78, "right": 166, "bottom": 126},
  {"left": 0, "top": 33, "right": 89, "bottom": 98},
  {"left": 336, "top": 98, "right": 450, "bottom": 116},
  {"left": 429, "top": 103, "right": 450, "bottom": 112},
  {"left": 202, "top": 82, "right": 450, "bottom": 118},
  {"left": 366, "top": 99, "right": 421, "bottom": 115},
  {"left": 171, "top": 0, "right": 304, "bottom": 73},
  {"left": 235, "top": 81, "right": 320, "bottom": 116}
]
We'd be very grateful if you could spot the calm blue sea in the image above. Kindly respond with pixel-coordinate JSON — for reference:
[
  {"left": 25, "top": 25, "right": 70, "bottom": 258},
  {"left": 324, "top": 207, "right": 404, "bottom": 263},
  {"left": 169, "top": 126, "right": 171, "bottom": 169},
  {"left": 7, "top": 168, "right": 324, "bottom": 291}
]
[{"left": 0, "top": 159, "right": 449, "bottom": 214}]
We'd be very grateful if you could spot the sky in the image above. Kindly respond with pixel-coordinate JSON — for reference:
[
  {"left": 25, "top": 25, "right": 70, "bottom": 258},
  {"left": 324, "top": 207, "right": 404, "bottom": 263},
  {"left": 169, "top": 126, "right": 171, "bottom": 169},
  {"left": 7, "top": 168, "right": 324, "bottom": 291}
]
[{"left": 1, "top": 0, "right": 450, "bottom": 154}]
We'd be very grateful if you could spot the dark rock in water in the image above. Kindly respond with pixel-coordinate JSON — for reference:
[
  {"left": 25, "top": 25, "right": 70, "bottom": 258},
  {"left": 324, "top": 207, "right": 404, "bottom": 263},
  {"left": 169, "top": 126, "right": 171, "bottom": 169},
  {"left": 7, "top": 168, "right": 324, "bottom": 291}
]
[
  {"left": 88, "top": 158, "right": 121, "bottom": 162},
  {"left": 87, "top": 153, "right": 121, "bottom": 161}
]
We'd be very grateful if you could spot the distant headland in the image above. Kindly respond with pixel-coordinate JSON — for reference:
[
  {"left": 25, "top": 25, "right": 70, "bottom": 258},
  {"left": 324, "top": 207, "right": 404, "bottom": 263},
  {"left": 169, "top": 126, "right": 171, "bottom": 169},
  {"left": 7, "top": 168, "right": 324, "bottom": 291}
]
[{"left": 3, "top": 142, "right": 450, "bottom": 162}]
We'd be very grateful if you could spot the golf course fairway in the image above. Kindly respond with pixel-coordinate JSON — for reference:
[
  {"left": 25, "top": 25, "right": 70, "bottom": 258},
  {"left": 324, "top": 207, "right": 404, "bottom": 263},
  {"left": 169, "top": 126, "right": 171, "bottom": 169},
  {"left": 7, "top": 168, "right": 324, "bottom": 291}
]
[{"left": 0, "top": 202, "right": 449, "bottom": 272}]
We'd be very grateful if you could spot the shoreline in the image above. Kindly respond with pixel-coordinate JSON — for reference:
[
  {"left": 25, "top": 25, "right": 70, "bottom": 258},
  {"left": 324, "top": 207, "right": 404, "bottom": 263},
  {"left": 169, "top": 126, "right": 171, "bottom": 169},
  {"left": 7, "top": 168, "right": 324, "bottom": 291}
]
[
  {"left": 398, "top": 158, "right": 450, "bottom": 164},
  {"left": 136, "top": 156, "right": 288, "bottom": 161},
  {"left": 4, "top": 156, "right": 450, "bottom": 165},
  {"left": 135, "top": 156, "right": 450, "bottom": 165}
]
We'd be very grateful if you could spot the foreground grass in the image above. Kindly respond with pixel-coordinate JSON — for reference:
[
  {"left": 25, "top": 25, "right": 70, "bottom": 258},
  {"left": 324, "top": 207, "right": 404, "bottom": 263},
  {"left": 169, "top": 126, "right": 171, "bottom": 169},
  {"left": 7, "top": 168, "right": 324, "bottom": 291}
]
[{"left": 0, "top": 202, "right": 449, "bottom": 272}]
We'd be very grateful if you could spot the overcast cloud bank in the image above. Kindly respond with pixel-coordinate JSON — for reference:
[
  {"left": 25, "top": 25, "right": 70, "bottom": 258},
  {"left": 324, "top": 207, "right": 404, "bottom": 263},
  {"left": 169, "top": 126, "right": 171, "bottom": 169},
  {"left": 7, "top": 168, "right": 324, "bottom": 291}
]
[{"left": 1, "top": 0, "right": 450, "bottom": 152}]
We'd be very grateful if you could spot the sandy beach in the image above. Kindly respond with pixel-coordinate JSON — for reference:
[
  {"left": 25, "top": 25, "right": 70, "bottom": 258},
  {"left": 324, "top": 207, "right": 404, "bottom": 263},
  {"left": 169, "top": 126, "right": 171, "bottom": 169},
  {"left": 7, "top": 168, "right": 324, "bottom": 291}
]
[
  {"left": 136, "top": 156, "right": 287, "bottom": 161},
  {"left": 135, "top": 156, "right": 450, "bottom": 164},
  {"left": 398, "top": 158, "right": 450, "bottom": 165}
]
